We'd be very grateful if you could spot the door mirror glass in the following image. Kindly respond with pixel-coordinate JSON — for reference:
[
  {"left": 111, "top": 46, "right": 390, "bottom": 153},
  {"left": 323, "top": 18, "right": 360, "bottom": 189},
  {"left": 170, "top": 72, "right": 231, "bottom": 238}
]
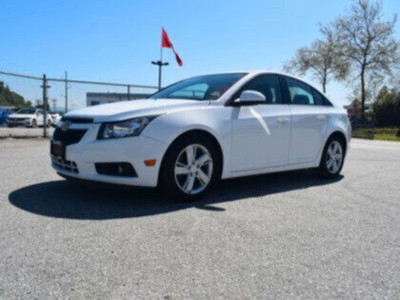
[{"left": 236, "top": 90, "right": 266, "bottom": 104}]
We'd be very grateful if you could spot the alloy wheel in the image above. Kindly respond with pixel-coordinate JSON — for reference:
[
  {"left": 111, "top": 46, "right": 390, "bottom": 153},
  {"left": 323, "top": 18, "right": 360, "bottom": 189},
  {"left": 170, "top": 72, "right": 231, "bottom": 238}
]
[
  {"left": 326, "top": 140, "right": 343, "bottom": 174},
  {"left": 174, "top": 144, "right": 213, "bottom": 195}
]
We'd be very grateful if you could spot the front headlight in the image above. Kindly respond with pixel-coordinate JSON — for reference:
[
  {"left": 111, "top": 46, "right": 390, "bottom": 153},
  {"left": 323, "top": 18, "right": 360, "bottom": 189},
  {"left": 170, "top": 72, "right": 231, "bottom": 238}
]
[{"left": 98, "top": 116, "right": 158, "bottom": 139}]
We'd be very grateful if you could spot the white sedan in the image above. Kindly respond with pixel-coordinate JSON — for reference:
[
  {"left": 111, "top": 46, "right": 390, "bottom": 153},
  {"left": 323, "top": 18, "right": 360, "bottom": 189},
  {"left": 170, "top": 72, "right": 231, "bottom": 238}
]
[
  {"left": 51, "top": 71, "right": 351, "bottom": 201},
  {"left": 7, "top": 108, "right": 52, "bottom": 128}
]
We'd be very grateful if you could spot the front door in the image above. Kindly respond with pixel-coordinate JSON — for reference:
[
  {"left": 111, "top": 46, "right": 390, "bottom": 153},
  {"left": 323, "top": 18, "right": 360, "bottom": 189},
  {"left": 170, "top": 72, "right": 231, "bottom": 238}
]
[{"left": 230, "top": 75, "right": 291, "bottom": 172}]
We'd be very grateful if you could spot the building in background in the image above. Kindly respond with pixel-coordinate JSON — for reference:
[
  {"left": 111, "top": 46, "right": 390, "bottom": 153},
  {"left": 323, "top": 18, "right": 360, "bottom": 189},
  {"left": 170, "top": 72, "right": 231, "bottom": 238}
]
[
  {"left": 86, "top": 92, "right": 152, "bottom": 106},
  {"left": 343, "top": 100, "right": 372, "bottom": 115}
]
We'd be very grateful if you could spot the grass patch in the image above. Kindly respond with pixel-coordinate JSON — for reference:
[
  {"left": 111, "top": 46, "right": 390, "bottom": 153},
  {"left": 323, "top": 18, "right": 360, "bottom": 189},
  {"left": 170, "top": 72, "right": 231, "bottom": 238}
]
[
  {"left": 373, "top": 134, "right": 400, "bottom": 141},
  {"left": 352, "top": 127, "right": 400, "bottom": 141}
]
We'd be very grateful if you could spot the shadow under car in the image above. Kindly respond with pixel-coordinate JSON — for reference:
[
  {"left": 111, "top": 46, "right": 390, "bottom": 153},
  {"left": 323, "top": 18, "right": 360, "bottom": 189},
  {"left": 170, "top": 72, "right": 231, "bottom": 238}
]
[{"left": 9, "top": 170, "right": 343, "bottom": 220}]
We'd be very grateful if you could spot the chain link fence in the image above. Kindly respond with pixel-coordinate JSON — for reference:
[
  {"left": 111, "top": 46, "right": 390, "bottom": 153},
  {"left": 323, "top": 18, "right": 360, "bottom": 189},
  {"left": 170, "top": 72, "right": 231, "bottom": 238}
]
[{"left": 0, "top": 70, "right": 158, "bottom": 138}]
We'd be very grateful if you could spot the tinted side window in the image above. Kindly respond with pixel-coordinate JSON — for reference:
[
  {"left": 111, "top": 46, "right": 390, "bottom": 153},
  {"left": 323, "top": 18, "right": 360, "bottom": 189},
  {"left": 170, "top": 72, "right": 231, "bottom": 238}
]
[
  {"left": 237, "top": 75, "right": 282, "bottom": 104},
  {"left": 323, "top": 96, "right": 333, "bottom": 106},
  {"left": 312, "top": 89, "right": 324, "bottom": 106},
  {"left": 285, "top": 77, "right": 315, "bottom": 105},
  {"left": 312, "top": 89, "right": 334, "bottom": 106}
]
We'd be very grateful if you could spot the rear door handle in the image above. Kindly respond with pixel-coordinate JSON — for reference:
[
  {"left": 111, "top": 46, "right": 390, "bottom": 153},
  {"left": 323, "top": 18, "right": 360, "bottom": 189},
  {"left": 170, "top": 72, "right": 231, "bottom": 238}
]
[{"left": 317, "top": 115, "right": 327, "bottom": 121}]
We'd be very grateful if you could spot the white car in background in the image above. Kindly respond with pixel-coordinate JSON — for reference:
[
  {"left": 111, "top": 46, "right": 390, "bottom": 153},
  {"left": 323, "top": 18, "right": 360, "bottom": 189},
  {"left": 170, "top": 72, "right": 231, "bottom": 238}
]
[
  {"left": 7, "top": 107, "right": 52, "bottom": 128},
  {"left": 51, "top": 71, "right": 351, "bottom": 201},
  {"left": 49, "top": 112, "right": 62, "bottom": 126}
]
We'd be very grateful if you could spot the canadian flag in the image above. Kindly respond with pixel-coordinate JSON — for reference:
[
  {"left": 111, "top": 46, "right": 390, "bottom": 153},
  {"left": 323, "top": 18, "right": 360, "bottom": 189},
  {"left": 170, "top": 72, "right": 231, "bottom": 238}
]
[{"left": 161, "top": 27, "right": 183, "bottom": 66}]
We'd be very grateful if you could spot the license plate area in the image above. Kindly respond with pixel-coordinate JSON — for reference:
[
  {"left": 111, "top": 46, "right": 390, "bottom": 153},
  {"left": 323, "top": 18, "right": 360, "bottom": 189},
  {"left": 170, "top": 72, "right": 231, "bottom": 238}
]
[{"left": 51, "top": 141, "right": 65, "bottom": 159}]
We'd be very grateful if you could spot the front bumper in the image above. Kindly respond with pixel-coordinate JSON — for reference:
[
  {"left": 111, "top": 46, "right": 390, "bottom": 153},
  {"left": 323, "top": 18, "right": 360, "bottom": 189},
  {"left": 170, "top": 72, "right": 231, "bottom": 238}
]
[
  {"left": 7, "top": 119, "right": 31, "bottom": 126},
  {"left": 51, "top": 123, "right": 168, "bottom": 187}
]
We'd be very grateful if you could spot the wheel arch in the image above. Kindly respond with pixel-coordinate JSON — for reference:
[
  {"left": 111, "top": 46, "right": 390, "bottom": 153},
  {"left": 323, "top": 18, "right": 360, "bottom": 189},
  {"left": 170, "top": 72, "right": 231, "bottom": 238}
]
[
  {"left": 327, "top": 131, "right": 348, "bottom": 155},
  {"left": 157, "top": 129, "right": 224, "bottom": 186}
]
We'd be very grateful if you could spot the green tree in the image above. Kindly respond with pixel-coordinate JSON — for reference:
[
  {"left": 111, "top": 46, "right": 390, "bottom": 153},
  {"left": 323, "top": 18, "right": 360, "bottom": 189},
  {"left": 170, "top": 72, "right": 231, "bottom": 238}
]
[
  {"left": 374, "top": 85, "right": 399, "bottom": 108},
  {"left": 0, "top": 81, "right": 30, "bottom": 107}
]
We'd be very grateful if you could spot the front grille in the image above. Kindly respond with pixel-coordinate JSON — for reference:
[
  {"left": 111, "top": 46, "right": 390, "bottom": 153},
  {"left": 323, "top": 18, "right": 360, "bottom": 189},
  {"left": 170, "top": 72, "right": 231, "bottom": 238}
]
[
  {"left": 52, "top": 156, "right": 79, "bottom": 173},
  {"left": 8, "top": 118, "right": 26, "bottom": 122},
  {"left": 61, "top": 116, "right": 93, "bottom": 123},
  {"left": 53, "top": 128, "right": 87, "bottom": 145}
]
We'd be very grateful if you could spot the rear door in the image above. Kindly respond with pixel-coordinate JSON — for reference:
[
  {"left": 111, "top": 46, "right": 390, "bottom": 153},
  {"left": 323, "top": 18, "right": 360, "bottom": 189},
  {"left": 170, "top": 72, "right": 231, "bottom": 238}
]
[
  {"left": 282, "top": 76, "right": 328, "bottom": 165},
  {"left": 230, "top": 74, "right": 291, "bottom": 172}
]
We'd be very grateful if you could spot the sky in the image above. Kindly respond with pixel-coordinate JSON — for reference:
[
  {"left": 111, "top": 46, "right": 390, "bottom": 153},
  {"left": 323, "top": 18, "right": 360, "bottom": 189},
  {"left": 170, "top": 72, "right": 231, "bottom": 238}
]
[{"left": 0, "top": 0, "right": 399, "bottom": 110}]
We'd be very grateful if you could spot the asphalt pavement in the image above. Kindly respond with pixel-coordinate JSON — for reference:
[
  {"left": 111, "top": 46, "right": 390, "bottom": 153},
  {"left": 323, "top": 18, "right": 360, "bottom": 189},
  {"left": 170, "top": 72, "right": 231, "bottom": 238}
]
[{"left": 0, "top": 138, "right": 399, "bottom": 298}]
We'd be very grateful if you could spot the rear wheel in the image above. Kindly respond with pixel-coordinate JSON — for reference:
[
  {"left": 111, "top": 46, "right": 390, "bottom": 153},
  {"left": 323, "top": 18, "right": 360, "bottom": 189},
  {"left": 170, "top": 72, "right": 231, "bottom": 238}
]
[
  {"left": 160, "top": 135, "right": 220, "bottom": 202},
  {"left": 319, "top": 137, "right": 345, "bottom": 179}
]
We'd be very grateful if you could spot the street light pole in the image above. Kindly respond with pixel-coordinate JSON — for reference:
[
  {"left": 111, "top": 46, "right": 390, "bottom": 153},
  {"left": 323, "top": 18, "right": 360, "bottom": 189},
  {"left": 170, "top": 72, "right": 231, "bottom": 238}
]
[{"left": 65, "top": 71, "right": 68, "bottom": 113}]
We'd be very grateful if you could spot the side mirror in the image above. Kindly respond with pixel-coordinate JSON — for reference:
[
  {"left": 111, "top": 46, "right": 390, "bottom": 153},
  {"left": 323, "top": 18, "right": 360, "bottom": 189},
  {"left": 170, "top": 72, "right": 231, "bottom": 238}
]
[{"left": 235, "top": 90, "right": 266, "bottom": 105}]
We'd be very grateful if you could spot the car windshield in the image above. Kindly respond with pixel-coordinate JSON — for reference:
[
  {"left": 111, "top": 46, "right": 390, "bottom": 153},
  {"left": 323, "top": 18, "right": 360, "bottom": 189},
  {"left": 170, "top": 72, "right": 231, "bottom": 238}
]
[
  {"left": 17, "top": 108, "right": 36, "bottom": 114},
  {"left": 150, "top": 73, "right": 246, "bottom": 101}
]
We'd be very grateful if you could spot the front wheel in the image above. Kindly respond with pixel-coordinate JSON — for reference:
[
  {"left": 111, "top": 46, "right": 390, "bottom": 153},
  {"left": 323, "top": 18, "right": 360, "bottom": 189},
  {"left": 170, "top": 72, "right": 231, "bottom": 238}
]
[
  {"left": 31, "top": 119, "right": 37, "bottom": 128},
  {"left": 159, "top": 135, "right": 220, "bottom": 202},
  {"left": 319, "top": 138, "right": 345, "bottom": 179}
]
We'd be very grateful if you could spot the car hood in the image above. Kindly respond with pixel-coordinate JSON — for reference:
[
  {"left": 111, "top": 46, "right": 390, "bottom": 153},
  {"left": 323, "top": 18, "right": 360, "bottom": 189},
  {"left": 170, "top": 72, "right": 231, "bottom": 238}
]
[
  {"left": 64, "top": 99, "right": 209, "bottom": 122},
  {"left": 9, "top": 114, "right": 34, "bottom": 118}
]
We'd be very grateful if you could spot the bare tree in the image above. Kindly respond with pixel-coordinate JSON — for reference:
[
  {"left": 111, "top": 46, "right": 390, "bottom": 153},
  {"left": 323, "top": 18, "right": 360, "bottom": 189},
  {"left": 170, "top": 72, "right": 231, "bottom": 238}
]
[
  {"left": 283, "top": 26, "right": 348, "bottom": 93},
  {"left": 349, "top": 71, "right": 384, "bottom": 106},
  {"left": 334, "top": 0, "right": 399, "bottom": 115}
]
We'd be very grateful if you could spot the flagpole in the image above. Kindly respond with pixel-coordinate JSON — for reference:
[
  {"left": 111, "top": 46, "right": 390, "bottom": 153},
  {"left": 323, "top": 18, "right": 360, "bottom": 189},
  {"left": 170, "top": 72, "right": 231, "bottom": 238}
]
[
  {"left": 152, "top": 29, "right": 169, "bottom": 90},
  {"left": 158, "top": 46, "right": 163, "bottom": 90}
]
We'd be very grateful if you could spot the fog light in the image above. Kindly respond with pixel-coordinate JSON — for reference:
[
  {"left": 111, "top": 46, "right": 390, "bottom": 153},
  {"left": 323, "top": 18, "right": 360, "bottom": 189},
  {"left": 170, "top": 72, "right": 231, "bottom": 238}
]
[{"left": 95, "top": 162, "right": 137, "bottom": 177}]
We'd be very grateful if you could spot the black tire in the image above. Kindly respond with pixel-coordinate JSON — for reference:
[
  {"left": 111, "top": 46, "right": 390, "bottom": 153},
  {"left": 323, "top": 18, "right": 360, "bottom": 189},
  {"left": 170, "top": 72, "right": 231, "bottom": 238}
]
[
  {"left": 47, "top": 119, "right": 52, "bottom": 127},
  {"left": 7, "top": 124, "right": 14, "bottom": 128},
  {"left": 159, "top": 134, "right": 221, "bottom": 202},
  {"left": 31, "top": 119, "right": 37, "bottom": 128},
  {"left": 319, "top": 137, "right": 345, "bottom": 179}
]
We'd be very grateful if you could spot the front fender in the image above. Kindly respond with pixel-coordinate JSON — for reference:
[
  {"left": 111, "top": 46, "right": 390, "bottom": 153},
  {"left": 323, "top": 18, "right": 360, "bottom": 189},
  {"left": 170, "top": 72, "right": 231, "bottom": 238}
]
[{"left": 142, "top": 106, "right": 233, "bottom": 178}]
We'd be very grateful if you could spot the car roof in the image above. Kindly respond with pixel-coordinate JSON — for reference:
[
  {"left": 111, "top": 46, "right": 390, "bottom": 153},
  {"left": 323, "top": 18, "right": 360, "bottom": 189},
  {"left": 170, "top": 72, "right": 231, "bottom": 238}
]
[
  {"left": 194, "top": 70, "right": 328, "bottom": 98},
  {"left": 248, "top": 71, "right": 328, "bottom": 97}
]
